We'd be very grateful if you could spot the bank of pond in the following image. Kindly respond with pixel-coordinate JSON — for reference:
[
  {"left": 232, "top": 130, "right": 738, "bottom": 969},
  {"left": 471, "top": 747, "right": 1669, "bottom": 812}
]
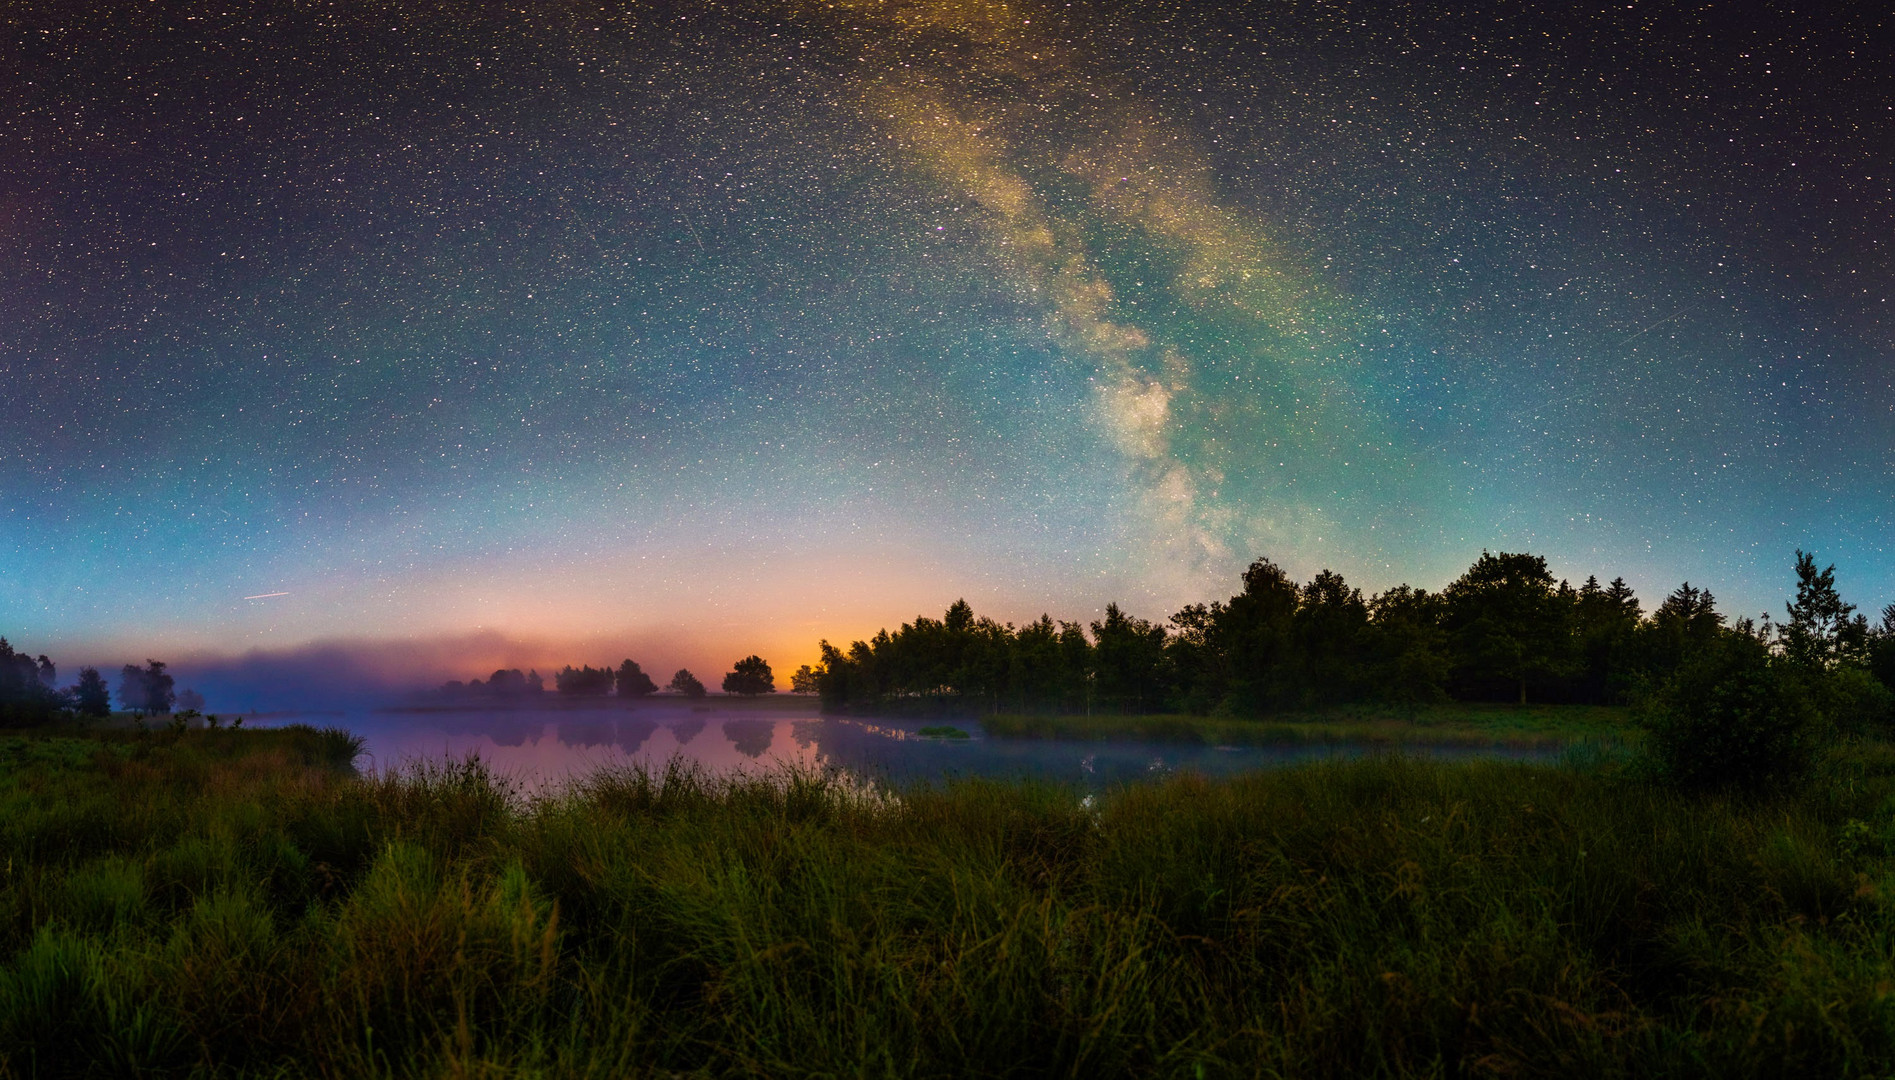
[{"left": 6, "top": 718, "right": 1895, "bottom": 1076}]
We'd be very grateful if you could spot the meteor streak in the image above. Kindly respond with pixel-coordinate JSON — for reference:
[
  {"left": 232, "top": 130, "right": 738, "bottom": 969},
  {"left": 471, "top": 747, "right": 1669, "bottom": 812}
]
[{"left": 243, "top": 592, "right": 289, "bottom": 600}]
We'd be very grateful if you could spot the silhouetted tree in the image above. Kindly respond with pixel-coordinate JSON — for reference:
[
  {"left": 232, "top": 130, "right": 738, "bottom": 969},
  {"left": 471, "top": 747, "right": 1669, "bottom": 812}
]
[
  {"left": 0, "top": 639, "right": 61, "bottom": 726},
  {"left": 723, "top": 656, "right": 775, "bottom": 696},
  {"left": 119, "top": 660, "right": 175, "bottom": 715},
  {"left": 71, "top": 666, "right": 111, "bottom": 718},
  {"left": 1780, "top": 550, "right": 1868, "bottom": 670},
  {"left": 1011, "top": 615, "right": 1076, "bottom": 713},
  {"left": 1441, "top": 552, "right": 1574, "bottom": 704},
  {"left": 790, "top": 665, "right": 819, "bottom": 694},
  {"left": 1090, "top": 603, "right": 1169, "bottom": 713},
  {"left": 1643, "top": 583, "right": 1726, "bottom": 681},
  {"left": 1219, "top": 558, "right": 1302, "bottom": 712},
  {"left": 175, "top": 688, "right": 206, "bottom": 712},
  {"left": 1870, "top": 605, "right": 1895, "bottom": 693},
  {"left": 555, "top": 665, "right": 615, "bottom": 696},
  {"left": 1366, "top": 585, "right": 1450, "bottom": 704},
  {"left": 669, "top": 668, "right": 707, "bottom": 698},
  {"left": 1568, "top": 576, "right": 1643, "bottom": 703},
  {"left": 1292, "top": 570, "right": 1372, "bottom": 704},
  {"left": 616, "top": 660, "right": 659, "bottom": 699}
]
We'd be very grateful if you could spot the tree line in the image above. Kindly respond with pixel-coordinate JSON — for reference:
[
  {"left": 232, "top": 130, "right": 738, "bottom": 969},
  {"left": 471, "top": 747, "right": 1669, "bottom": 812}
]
[
  {"left": 438, "top": 655, "right": 779, "bottom": 701},
  {"left": 809, "top": 551, "right": 1895, "bottom": 721},
  {"left": 0, "top": 642, "right": 209, "bottom": 727}
]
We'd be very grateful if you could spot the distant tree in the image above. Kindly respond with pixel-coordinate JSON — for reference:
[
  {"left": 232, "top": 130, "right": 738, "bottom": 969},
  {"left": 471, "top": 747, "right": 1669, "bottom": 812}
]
[
  {"left": 119, "top": 660, "right": 175, "bottom": 715},
  {"left": 526, "top": 669, "right": 545, "bottom": 694},
  {"left": 1056, "top": 621, "right": 1094, "bottom": 713},
  {"left": 555, "top": 665, "right": 615, "bottom": 696},
  {"left": 1643, "top": 582, "right": 1725, "bottom": 681},
  {"left": 1013, "top": 615, "right": 1076, "bottom": 713},
  {"left": 1441, "top": 552, "right": 1574, "bottom": 704},
  {"left": 1365, "top": 585, "right": 1450, "bottom": 705},
  {"left": 1217, "top": 558, "right": 1302, "bottom": 712},
  {"left": 144, "top": 660, "right": 175, "bottom": 714},
  {"left": 669, "top": 668, "right": 707, "bottom": 698},
  {"left": 71, "top": 666, "right": 111, "bottom": 718},
  {"left": 1568, "top": 575, "right": 1643, "bottom": 703},
  {"left": 790, "top": 664, "right": 819, "bottom": 694},
  {"left": 1868, "top": 605, "right": 1895, "bottom": 694},
  {"left": 1292, "top": 570, "right": 1372, "bottom": 704},
  {"left": 616, "top": 659, "right": 658, "bottom": 698},
  {"left": 175, "top": 688, "right": 206, "bottom": 712},
  {"left": 0, "top": 639, "right": 61, "bottom": 726},
  {"left": 488, "top": 669, "right": 528, "bottom": 695},
  {"left": 1090, "top": 603, "right": 1169, "bottom": 713},
  {"left": 119, "top": 664, "right": 149, "bottom": 714},
  {"left": 1779, "top": 550, "right": 1867, "bottom": 670},
  {"left": 723, "top": 656, "right": 776, "bottom": 696}
]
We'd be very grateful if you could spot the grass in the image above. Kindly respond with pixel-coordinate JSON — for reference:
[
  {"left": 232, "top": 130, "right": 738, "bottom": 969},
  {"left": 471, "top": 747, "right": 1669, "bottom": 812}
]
[
  {"left": 8, "top": 722, "right": 1895, "bottom": 1075},
  {"left": 984, "top": 701, "right": 1638, "bottom": 748}
]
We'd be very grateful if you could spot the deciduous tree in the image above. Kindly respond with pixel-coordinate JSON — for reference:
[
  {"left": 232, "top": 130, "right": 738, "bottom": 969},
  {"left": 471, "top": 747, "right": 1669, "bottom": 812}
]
[{"left": 722, "top": 656, "right": 775, "bottom": 696}]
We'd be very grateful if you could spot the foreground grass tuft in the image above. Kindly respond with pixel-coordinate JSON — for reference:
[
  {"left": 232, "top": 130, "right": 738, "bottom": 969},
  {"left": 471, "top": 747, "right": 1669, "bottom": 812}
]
[{"left": 7, "top": 724, "right": 1895, "bottom": 1075}]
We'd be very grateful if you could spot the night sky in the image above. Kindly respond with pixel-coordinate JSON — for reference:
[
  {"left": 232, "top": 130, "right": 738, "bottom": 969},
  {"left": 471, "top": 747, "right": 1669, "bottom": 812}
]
[{"left": 4, "top": 1, "right": 1891, "bottom": 689}]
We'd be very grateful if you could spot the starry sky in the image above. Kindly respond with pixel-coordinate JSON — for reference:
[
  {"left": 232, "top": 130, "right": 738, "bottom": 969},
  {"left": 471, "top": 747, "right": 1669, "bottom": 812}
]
[{"left": 4, "top": 0, "right": 1891, "bottom": 690}]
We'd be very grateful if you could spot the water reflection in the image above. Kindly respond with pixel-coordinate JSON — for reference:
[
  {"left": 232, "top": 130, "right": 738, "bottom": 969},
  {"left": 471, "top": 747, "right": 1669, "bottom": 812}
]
[
  {"left": 269, "top": 701, "right": 1558, "bottom": 794},
  {"left": 722, "top": 719, "right": 775, "bottom": 759}
]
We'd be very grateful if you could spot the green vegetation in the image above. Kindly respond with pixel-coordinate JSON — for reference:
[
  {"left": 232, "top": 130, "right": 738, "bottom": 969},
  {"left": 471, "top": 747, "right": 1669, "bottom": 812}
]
[
  {"left": 13, "top": 722, "right": 1895, "bottom": 1075},
  {"left": 811, "top": 550, "right": 1895, "bottom": 724},
  {"left": 985, "top": 702, "right": 1635, "bottom": 748}
]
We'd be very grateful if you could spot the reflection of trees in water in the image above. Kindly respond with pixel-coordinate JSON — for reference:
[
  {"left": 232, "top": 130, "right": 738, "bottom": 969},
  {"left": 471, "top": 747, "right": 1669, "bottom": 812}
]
[
  {"left": 791, "top": 720, "right": 822, "bottom": 750},
  {"left": 558, "top": 719, "right": 615, "bottom": 748},
  {"left": 671, "top": 718, "right": 706, "bottom": 745},
  {"left": 457, "top": 716, "right": 544, "bottom": 747},
  {"left": 616, "top": 718, "right": 658, "bottom": 754},
  {"left": 722, "top": 719, "right": 775, "bottom": 758}
]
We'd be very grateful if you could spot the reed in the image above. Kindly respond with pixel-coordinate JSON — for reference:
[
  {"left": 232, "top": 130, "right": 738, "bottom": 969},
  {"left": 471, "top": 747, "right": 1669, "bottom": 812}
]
[{"left": 5, "top": 723, "right": 1895, "bottom": 1076}]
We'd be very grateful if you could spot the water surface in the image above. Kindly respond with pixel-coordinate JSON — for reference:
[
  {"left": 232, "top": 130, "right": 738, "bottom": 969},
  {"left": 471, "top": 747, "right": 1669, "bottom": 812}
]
[{"left": 259, "top": 700, "right": 1556, "bottom": 793}]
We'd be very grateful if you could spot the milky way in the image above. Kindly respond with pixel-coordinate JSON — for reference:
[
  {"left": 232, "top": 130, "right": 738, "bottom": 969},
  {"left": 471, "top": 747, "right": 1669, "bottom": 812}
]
[{"left": 3, "top": 0, "right": 1891, "bottom": 677}]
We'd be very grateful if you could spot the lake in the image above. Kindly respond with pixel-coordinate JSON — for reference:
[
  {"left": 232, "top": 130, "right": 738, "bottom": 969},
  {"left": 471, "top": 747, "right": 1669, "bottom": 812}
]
[{"left": 251, "top": 698, "right": 1557, "bottom": 793}]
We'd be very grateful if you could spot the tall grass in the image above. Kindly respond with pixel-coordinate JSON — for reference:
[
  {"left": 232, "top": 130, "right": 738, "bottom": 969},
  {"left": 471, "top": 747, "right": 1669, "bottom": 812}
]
[{"left": 5, "top": 724, "right": 1895, "bottom": 1075}]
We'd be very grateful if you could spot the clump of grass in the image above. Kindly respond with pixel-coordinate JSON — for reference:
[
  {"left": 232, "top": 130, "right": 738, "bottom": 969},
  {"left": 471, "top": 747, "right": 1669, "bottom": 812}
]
[{"left": 9, "top": 724, "right": 1895, "bottom": 1075}]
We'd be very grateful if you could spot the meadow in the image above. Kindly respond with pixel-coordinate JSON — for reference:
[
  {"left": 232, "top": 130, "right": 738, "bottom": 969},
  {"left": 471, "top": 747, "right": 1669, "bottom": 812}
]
[{"left": 7, "top": 721, "right": 1895, "bottom": 1076}]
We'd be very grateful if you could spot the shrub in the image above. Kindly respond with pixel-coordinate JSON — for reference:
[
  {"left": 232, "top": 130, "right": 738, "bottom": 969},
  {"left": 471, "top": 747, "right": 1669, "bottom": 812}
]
[
  {"left": 1813, "top": 665, "right": 1895, "bottom": 736},
  {"left": 1641, "top": 635, "right": 1822, "bottom": 791}
]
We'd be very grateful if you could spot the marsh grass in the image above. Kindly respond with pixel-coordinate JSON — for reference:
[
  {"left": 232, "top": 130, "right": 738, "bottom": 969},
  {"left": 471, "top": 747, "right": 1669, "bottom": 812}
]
[{"left": 7, "top": 723, "right": 1895, "bottom": 1075}]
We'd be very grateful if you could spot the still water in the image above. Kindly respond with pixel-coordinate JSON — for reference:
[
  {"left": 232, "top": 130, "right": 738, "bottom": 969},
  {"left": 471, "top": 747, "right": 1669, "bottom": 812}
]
[{"left": 257, "top": 700, "right": 1552, "bottom": 793}]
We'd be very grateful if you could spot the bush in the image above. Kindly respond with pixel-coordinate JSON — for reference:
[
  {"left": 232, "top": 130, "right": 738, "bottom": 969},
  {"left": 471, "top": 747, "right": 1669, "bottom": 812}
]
[
  {"left": 1641, "top": 635, "right": 1822, "bottom": 791},
  {"left": 1813, "top": 665, "right": 1895, "bottom": 736}
]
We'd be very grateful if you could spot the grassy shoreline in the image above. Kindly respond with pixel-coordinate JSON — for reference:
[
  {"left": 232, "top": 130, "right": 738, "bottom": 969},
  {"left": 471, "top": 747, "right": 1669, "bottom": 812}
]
[
  {"left": 983, "top": 702, "right": 1638, "bottom": 747},
  {"left": 7, "top": 723, "right": 1895, "bottom": 1075}
]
